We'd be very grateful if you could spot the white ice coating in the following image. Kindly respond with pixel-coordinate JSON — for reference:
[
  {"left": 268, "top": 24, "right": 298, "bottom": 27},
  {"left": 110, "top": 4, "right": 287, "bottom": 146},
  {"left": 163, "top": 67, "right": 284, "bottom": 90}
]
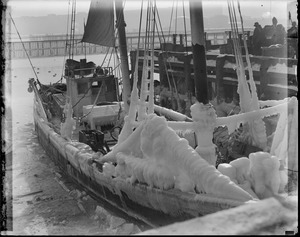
[
  {"left": 190, "top": 102, "right": 217, "bottom": 166},
  {"left": 230, "top": 24, "right": 268, "bottom": 150},
  {"left": 60, "top": 99, "right": 76, "bottom": 141},
  {"left": 218, "top": 152, "right": 284, "bottom": 199},
  {"left": 96, "top": 14, "right": 297, "bottom": 202},
  {"left": 100, "top": 114, "right": 254, "bottom": 202},
  {"left": 270, "top": 97, "right": 298, "bottom": 171}
]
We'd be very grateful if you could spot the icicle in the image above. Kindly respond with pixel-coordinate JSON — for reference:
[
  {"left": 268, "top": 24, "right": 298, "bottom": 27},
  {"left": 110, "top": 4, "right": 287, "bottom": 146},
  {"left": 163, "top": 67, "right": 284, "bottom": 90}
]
[
  {"left": 248, "top": 152, "right": 281, "bottom": 199},
  {"left": 287, "top": 97, "right": 298, "bottom": 171},
  {"left": 99, "top": 120, "right": 145, "bottom": 163},
  {"left": 60, "top": 98, "right": 76, "bottom": 141},
  {"left": 191, "top": 102, "right": 217, "bottom": 166},
  {"left": 228, "top": 0, "right": 267, "bottom": 149},
  {"left": 217, "top": 163, "right": 238, "bottom": 184},
  {"left": 270, "top": 105, "right": 288, "bottom": 156},
  {"left": 108, "top": 114, "right": 254, "bottom": 201}
]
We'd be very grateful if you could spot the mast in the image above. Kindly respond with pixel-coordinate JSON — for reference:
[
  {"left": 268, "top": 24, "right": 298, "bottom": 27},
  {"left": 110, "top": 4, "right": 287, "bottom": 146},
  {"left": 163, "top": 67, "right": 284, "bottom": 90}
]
[
  {"left": 115, "top": 0, "right": 131, "bottom": 114},
  {"left": 189, "top": 0, "right": 209, "bottom": 104},
  {"left": 69, "top": 0, "right": 76, "bottom": 60}
]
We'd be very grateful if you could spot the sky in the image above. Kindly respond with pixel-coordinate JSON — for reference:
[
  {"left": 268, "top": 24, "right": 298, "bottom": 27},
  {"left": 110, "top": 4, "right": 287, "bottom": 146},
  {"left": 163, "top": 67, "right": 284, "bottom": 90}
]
[{"left": 5, "top": 0, "right": 296, "bottom": 19}]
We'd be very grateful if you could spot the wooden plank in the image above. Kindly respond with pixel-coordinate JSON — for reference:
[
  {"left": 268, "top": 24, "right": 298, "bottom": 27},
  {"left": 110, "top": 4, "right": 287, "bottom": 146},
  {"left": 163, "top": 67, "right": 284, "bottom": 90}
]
[{"left": 215, "top": 55, "right": 227, "bottom": 101}]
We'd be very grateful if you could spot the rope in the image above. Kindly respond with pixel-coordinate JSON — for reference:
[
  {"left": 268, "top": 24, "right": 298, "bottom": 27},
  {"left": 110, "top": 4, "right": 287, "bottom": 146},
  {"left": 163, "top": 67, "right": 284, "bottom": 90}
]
[
  {"left": 80, "top": 82, "right": 105, "bottom": 121},
  {"left": 167, "top": 0, "right": 175, "bottom": 42},
  {"left": 182, "top": 0, "right": 188, "bottom": 51},
  {"left": 60, "top": 0, "right": 72, "bottom": 82},
  {"left": 153, "top": 2, "right": 184, "bottom": 112},
  {"left": 175, "top": 0, "right": 178, "bottom": 35},
  {"left": 154, "top": 6, "right": 165, "bottom": 45},
  {"left": 72, "top": 86, "right": 92, "bottom": 109},
  {"left": 9, "top": 12, "right": 40, "bottom": 86},
  {"left": 237, "top": 1, "right": 259, "bottom": 110}
]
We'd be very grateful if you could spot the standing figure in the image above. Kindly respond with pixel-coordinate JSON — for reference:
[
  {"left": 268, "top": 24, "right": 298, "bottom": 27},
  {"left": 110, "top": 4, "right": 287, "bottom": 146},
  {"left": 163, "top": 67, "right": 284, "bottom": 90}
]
[
  {"left": 287, "top": 21, "right": 298, "bottom": 58},
  {"left": 273, "top": 24, "right": 286, "bottom": 45},
  {"left": 252, "top": 22, "right": 265, "bottom": 55},
  {"left": 287, "top": 21, "right": 298, "bottom": 38}
]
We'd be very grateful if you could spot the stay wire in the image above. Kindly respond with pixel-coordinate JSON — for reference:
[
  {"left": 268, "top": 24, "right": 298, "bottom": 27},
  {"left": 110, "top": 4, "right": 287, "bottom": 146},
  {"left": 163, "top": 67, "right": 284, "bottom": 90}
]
[
  {"left": 154, "top": 6, "right": 165, "bottom": 46},
  {"left": 79, "top": 82, "right": 105, "bottom": 121},
  {"left": 175, "top": 0, "right": 178, "bottom": 35},
  {"left": 72, "top": 86, "right": 92, "bottom": 109},
  {"left": 167, "top": 0, "right": 175, "bottom": 42},
  {"left": 60, "top": 0, "right": 72, "bottom": 82},
  {"left": 182, "top": 0, "right": 188, "bottom": 51},
  {"left": 9, "top": 12, "right": 41, "bottom": 86}
]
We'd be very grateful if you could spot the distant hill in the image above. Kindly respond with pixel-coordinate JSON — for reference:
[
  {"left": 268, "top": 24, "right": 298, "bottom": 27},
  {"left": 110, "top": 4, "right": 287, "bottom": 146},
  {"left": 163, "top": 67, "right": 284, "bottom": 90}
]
[
  {"left": 8, "top": 8, "right": 288, "bottom": 38},
  {"left": 10, "top": 12, "right": 88, "bottom": 36}
]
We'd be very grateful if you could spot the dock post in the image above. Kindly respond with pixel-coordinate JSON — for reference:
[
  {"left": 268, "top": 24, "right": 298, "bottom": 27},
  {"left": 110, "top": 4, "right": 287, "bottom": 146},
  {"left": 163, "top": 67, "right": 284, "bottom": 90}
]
[
  {"left": 259, "top": 58, "right": 270, "bottom": 99},
  {"left": 158, "top": 52, "right": 168, "bottom": 88},
  {"left": 189, "top": 0, "right": 209, "bottom": 104},
  {"left": 184, "top": 54, "right": 194, "bottom": 110},
  {"left": 215, "top": 55, "right": 226, "bottom": 102},
  {"left": 179, "top": 34, "right": 184, "bottom": 45},
  {"left": 191, "top": 102, "right": 217, "bottom": 166},
  {"left": 172, "top": 34, "right": 177, "bottom": 45}
]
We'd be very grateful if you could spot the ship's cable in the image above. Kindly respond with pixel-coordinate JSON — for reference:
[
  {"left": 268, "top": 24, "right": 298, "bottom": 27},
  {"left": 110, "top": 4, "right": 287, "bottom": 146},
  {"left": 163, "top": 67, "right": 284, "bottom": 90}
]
[
  {"left": 60, "top": 0, "right": 72, "bottom": 82},
  {"left": 9, "top": 12, "right": 41, "bottom": 86}
]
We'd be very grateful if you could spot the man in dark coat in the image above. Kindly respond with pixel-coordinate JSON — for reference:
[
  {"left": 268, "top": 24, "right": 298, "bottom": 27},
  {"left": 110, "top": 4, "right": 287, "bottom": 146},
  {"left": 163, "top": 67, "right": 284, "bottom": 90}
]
[
  {"left": 252, "top": 22, "right": 265, "bottom": 55},
  {"left": 287, "top": 21, "right": 298, "bottom": 38},
  {"left": 287, "top": 21, "right": 298, "bottom": 58}
]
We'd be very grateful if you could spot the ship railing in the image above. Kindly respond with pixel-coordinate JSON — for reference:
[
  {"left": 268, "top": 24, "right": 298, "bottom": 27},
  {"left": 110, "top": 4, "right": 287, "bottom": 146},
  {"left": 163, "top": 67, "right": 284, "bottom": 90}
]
[{"left": 68, "top": 66, "right": 114, "bottom": 78}]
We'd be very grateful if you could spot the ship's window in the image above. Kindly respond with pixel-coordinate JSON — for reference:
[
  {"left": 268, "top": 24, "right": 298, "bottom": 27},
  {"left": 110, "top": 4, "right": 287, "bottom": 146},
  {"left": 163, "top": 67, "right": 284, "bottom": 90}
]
[{"left": 92, "top": 81, "right": 101, "bottom": 88}]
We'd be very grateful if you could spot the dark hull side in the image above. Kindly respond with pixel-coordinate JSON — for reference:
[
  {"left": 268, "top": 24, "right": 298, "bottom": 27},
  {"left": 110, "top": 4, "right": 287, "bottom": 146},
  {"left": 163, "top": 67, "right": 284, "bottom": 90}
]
[{"left": 32, "top": 98, "right": 247, "bottom": 227}]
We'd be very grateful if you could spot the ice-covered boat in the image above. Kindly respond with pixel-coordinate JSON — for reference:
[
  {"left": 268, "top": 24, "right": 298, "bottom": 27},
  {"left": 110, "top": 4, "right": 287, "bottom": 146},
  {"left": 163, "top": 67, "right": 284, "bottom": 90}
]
[{"left": 27, "top": 0, "right": 298, "bottom": 227}]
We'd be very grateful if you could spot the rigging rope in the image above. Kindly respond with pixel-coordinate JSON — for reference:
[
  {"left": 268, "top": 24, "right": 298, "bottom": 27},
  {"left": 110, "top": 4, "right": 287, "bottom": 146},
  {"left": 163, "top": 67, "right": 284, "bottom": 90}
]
[
  {"left": 9, "top": 12, "right": 41, "bottom": 86},
  {"left": 228, "top": 0, "right": 252, "bottom": 113},
  {"left": 227, "top": 0, "right": 268, "bottom": 149},
  {"left": 237, "top": 1, "right": 259, "bottom": 110},
  {"left": 182, "top": 0, "right": 188, "bottom": 52},
  {"left": 69, "top": 0, "right": 77, "bottom": 60},
  {"left": 175, "top": 0, "right": 178, "bottom": 35},
  {"left": 60, "top": 0, "right": 72, "bottom": 82},
  {"left": 79, "top": 82, "right": 105, "bottom": 121},
  {"left": 154, "top": 1, "right": 184, "bottom": 112},
  {"left": 167, "top": 0, "right": 175, "bottom": 43}
]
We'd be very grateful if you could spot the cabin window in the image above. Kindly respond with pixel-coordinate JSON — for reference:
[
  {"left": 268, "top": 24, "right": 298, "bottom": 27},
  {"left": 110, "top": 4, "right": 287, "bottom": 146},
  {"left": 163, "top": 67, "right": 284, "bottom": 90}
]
[{"left": 92, "top": 81, "right": 100, "bottom": 88}]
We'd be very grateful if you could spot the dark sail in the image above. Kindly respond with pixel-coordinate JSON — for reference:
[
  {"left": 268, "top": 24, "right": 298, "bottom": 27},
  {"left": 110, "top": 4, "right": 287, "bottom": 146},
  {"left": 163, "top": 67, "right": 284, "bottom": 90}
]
[{"left": 81, "top": 0, "right": 115, "bottom": 47}]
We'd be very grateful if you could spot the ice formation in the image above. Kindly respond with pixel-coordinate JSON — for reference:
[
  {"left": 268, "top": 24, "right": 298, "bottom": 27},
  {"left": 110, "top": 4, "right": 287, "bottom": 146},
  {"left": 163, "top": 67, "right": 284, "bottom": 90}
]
[
  {"left": 229, "top": 16, "right": 268, "bottom": 150},
  {"left": 95, "top": 6, "right": 297, "bottom": 203},
  {"left": 60, "top": 99, "right": 76, "bottom": 141},
  {"left": 103, "top": 162, "right": 116, "bottom": 177},
  {"left": 218, "top": 151, "right": 286, "bottom": 200},
  {"left": 101, "top": 114, "right": 254, "bottom": 202},
  {"left": 270, "top": 97, "right": 298, "bottom": 171},
  {"left": 248, "top": 152, "right": 281, "bottom": 199},
  {"left": 190, "top": 102, "right": 217, "bottom": 166}
]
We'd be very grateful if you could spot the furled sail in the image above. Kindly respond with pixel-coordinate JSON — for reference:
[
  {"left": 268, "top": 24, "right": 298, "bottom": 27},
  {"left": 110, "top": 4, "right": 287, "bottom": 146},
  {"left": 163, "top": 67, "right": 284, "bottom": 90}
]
[{"left": 81, "top": 0, "right": 115, "bottom": 47}]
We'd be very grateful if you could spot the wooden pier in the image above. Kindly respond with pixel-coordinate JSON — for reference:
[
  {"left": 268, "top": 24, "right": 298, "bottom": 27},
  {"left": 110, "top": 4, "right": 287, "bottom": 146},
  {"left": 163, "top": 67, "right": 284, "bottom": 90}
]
[
  {"left": 130, "top": 48, "right": 298, "bottom": 114},
  {"left": 6, "top": 29, "right": 252, "bottom": 59}
]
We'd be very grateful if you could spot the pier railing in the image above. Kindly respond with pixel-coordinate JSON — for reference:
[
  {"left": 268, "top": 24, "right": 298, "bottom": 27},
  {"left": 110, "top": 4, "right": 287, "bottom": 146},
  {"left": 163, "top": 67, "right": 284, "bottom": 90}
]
[
  {"left": 6, "top": 29, "right": 252, "bottom": 59},
  {"left": 131, "top": 49, "right": 298, "bottom": 103}
]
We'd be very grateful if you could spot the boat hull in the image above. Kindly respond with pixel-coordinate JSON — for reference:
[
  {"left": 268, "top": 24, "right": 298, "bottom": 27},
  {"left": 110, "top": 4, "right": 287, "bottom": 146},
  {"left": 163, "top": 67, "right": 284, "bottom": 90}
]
[{"left": 32, "top": 97, "right": 249, "bottom": 227}]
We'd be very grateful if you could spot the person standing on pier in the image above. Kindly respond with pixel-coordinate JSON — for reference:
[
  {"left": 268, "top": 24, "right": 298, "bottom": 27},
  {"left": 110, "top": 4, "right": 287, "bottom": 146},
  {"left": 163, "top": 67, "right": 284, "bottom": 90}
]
[
  {"left": 287, "top": 21, "right": 298, "bottom": 58},
  {"left": 252, "top": 22, "right": 265, "bottom": 55},
  {"left": 287, "top": 21, "right": 298, "bottom": 38},
  {"left": 273, "top": 24, "right": 286, "bottom": 45}
]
